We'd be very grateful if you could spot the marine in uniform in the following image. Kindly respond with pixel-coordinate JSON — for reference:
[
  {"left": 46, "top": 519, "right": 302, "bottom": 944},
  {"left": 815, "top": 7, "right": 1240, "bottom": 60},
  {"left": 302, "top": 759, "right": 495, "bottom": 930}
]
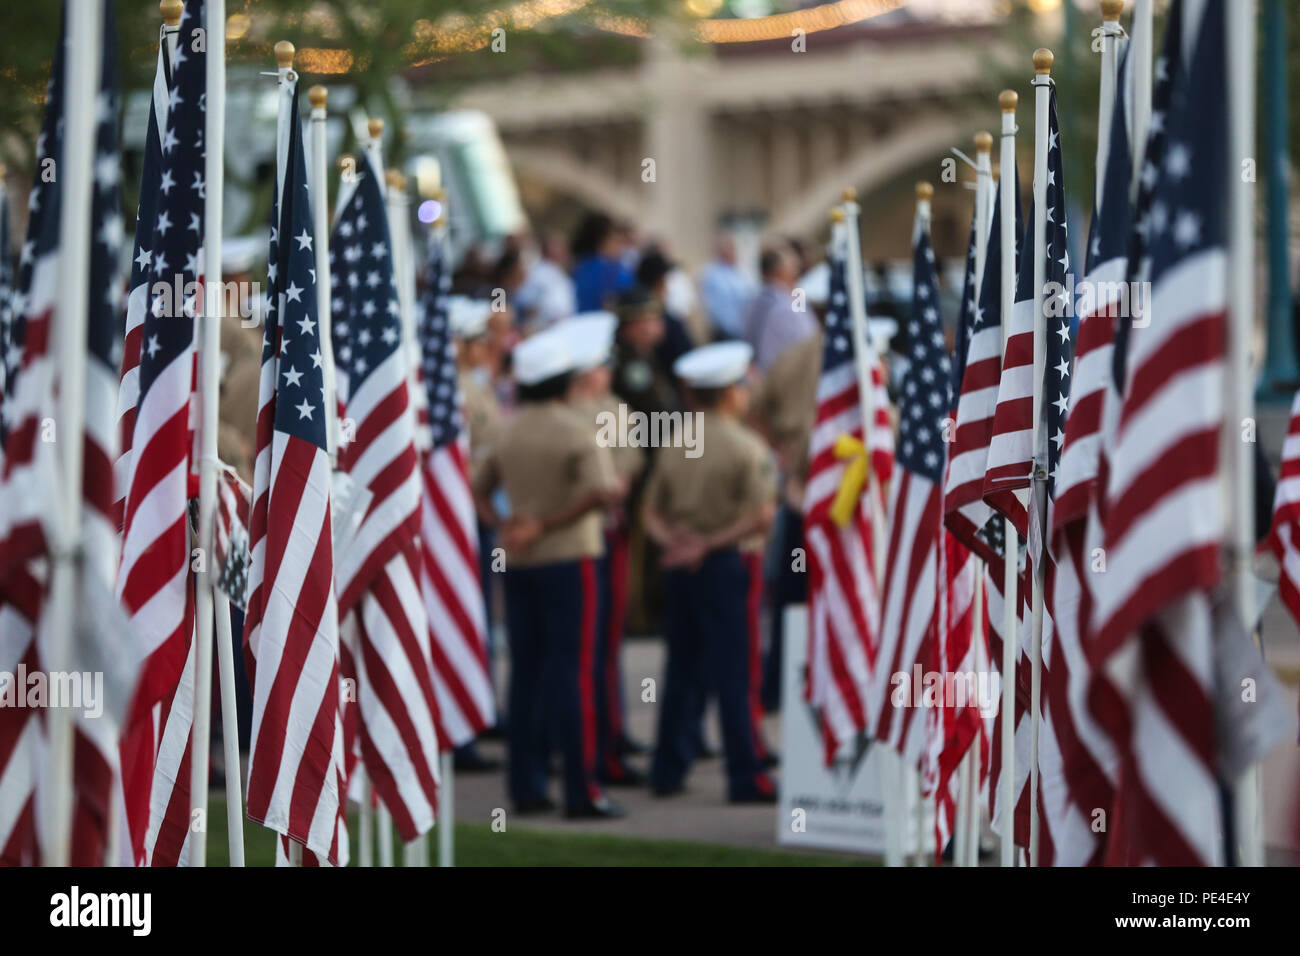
[
  {"left": 472, "top": 327, "right": 626, "bottom": 819},
  {"left": 642, "top": 342, "right": 778, "bottom": 803},
  {"left": 557, "top": 312, "right": 647, "bottom": 786}
]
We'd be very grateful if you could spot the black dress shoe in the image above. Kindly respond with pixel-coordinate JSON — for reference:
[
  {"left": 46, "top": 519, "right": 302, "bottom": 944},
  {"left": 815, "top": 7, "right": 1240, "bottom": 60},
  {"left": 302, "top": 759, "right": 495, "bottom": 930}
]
[
  {"left": 616, "top": 734, "right": 650, "bottom": 756},
  {"left": 729, "top": 790, "right": 778, "bottom": 805},
  {"left": 601, "top": 765, "right": 647, "bottom": 787},
  {"left": 513, "top": 796, "right": 556, "bottom": 815},
  {"left": 694, "top": 742, "right": 721, "bottom": 760},
  {"left": 564, "top": 796, "right": 626, "bottom": 819},
  {"left": 454, "top": 745, "right": 502, "bottom": 773}
]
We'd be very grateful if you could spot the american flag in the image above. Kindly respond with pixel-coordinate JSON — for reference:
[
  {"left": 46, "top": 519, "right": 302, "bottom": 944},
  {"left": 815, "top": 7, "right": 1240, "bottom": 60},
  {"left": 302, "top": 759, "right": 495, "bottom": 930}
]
[
  {"left": 116, "top": 0, "right": 210, "bottom": 867},
  {"left": 330, "top": 151, "right": 442, "bottom": 839},
  {"left": 114, "top": 23, "right": 172, "bottom": 529},
  {"left": 0, "top": 0, "right": 127, "bottom": 866},
  {"left": 1004, "top": 86, "right": 1115, "bottom": 868},
  {"left": 1039, "top": 36, "right": 1141, "bottom": 867},
  {"left": 872, "top": 213, "right": 950, "bottom": 768},
  {"left": 213, "top": 467, "right": 251, "bottom": 610},
  {"left": 802, "top": 220, "right": 892, "bottom": 759},
  {"left": 1084, "top": 0, "right": 1251, "bottom": 866},
  {"left": 930, "top": 209, "right": 986, "bottom": 855},
  {"left": 416, "top": 228, "right": 495, "bottom": 748},
  {"left": 1270, "top": 389, "right": 1300, "bottom": 637},
  {"left": 983, "top": 116, "right": 1066, "bottom": 540},
  {"left": 944, "top": 174, "right": 1022, "bottom": 565},
  {"left": 242, "top": 87, "right": 348, "bottom": 865}
]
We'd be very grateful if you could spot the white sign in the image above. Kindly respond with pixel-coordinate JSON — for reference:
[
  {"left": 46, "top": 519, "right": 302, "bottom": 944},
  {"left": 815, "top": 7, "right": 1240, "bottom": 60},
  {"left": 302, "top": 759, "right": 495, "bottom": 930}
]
[{"left": 776, "top": 604, "right": 918, "bottom": 857}]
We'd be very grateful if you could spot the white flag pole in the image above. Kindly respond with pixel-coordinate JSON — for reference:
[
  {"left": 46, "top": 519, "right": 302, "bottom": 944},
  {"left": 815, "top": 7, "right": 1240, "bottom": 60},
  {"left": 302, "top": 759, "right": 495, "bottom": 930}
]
[
  {"left": 910, "top": 181, "right": 935, "bottom": 869},
  {"left": 840, "top": 189, "right": 904, "bottom": 868},
  {"left": 1129, "top": 0, "right": 1154, "bottom": 200},
  {"left": 954, "top": 131, "right": 994, "bottom": 868},
  {"left": 270, "top": 40, "right": 302, "bottom": 866},
  {"left": 996, "top": 88, "right": 1019, "bottom": 869},
  {"left": 377, "top": 803, "right": 394, "bottom": 867},
  {"left": 438, "top": 751, "right": 454, "bottom": 867},
  {"left": 1097, "top": 3, "right": 1123, "bottom": 205},
  {"left": 365, "top": 117, "right": 400, "bottom": 867},
  {"left": 428, "top": 197, "right": 457, "bottom": 870},
  {"left": 42, "top": 0, "right": 103, "bottom": 868},
  {"left": 1026, "top": 47, "right": 1054, "bottom": 870},
  {"left": 1226, "top": 0, "right": 1263, "bottom": 869},
  {"left": 308, "top": 86, "right": 340, "bottom": 464},
  {"left": 188, "top": 0, "right": 231, "bottom": 870}
]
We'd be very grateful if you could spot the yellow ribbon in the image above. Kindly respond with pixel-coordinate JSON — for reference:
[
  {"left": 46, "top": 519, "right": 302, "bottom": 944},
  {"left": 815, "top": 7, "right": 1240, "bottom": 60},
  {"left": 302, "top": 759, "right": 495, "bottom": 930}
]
[{"left": 829, "top": 433, "right": 870, "bottom": 528}]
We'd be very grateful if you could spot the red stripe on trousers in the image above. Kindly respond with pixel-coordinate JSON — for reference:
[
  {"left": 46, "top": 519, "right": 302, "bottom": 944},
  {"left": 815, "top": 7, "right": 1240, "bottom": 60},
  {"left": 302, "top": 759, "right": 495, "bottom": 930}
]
[
  {"left": 578, "top": 558, "right": 601, "bottom": 803},
  {"left": 742, "top": 551, "right": 769, "bottom": 760}
]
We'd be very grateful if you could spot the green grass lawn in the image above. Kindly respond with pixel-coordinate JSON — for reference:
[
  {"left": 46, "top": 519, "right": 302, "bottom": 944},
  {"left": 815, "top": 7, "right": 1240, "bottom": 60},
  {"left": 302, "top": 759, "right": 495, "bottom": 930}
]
[{"left": 204, "top": 798, "right": 871, "bottom": 867}]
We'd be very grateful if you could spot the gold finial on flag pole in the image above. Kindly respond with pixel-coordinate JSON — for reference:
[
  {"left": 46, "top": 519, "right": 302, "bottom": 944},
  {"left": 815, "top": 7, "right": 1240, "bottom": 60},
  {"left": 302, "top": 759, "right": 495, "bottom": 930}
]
[
  {"left": 368, "top": 117, "right": 385, "bottom": 141},
  {"left": 308, "top": 85, "right": 328, "bottom": 109},
  {"left": 974, "top": 131, "right": 993, "bottom": 153},
  {"left": 841, "top": 187, "right": 857, "bottom": 203},
  {"left": 386, "top": 169, "right": 407, "bottom": 192},
  {"left": 915, "top": 182, "right": 933, "bottom": 202},
  {"left": 999, "top": 89, "right": 1018, "bottom": 113},
  {"left": 160, "top": 0, "right": 183, "bottom": 26},
  {"left": 275, "top": 40, "right": 295, "bottom": 70},
  {"left": 1101, "top": 0, "right": 1124, "bottom": 22},
  {"left": 829, "top": 207, "right": 845, "bottom": 223},
  {"left": 1033, "top": 48, "right": 1054, "bottom": 76}
]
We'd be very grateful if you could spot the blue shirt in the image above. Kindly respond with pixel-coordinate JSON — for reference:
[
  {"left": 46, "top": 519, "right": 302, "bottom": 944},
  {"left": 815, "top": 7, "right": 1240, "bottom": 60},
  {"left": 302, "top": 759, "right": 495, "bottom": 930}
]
[
  {"left": 698, "top": 260, "right": 754, "bottom": 339},
  {"left": 573, "top": 254, "right": 633, "bottom": 312}
]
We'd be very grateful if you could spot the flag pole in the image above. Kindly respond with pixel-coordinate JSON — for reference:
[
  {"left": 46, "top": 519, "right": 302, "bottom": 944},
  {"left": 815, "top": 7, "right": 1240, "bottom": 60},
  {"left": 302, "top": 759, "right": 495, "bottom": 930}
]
[
  {"left": 366, "top": 116, "right": 398, "bottom": 868},
  {"left": 187, "top": 0, "right": 229, "bottom": 869},
  {"left": 1097, "top": 3, "right": 1123, "bottom": 204},
  {"left": 385, "top": 168, "right": 434, "bottom": 871},
  {"left": 955, "top": 130, "right": 994, "bottom": 868},
  {"left": 386, "top": 169, "right": 426, "bottom": 457},
  {"left": 430, "top": 191, "right": 457, "bottom": 870},
  {"left": 308, "top": 86, "right": 340, "bottom": 464},
  {"left": 201, "top": 0, "right": 244, "bottom": 868},
  {"left": 1226, "top": 0, "right": 1263, "bottom": 868},
  {"left": 840, "top": 188, "right": 904, "bottom": 868},
  {"left": 912, "top": 181, "right": 936, "bottom": 868},
  {"left": 996, "top": 87, "right": 1019, "bottom": 868},
  {"left": 272, "top": 40, "right": 304, "bottom": 868},
  {"left": 1026, "top": 47, "right": 1054, "bottom": 870},
  {"left": 1129, "top": 0, "right": 1154, "bottom": 199},
  {"left": 43, "top": 0, "right": 103, "bottom": 868}
]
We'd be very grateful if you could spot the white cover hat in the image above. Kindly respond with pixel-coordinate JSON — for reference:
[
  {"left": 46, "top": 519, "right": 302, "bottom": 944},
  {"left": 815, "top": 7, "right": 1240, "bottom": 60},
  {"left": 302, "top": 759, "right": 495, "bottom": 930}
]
[
  {"left": 512, "top": 326, "right": 574, "bottom": 385},
  {"left": 673, "top": 341, "right": 753, "bottom": 389},
  {"left": 557, "top": 311, "right": 617, "bottom": 372},
  {"left": 448, "top": 296, "right": 492, "bottom": 340}
]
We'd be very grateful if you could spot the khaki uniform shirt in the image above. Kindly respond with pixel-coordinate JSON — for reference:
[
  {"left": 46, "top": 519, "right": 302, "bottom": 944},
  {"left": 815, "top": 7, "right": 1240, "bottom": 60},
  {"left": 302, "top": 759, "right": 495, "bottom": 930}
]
[
  {"left": 572, "top": 394, "right": 645, "bottom": 484},
  {"left": 459, "top": 369, "right": 501, "bottom": 465},
  {"left": 642, "top": 413, "right": 776, "bottom": 552},
  {"left": 473, "top": 400, "right": 617, "bottom": 567}
]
